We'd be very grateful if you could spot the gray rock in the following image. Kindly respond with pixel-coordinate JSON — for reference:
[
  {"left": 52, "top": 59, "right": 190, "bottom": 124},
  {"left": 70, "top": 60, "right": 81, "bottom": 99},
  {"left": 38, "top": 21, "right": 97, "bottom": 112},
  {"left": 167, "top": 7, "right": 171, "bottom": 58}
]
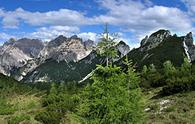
[
  {"left": 0, "top": 45, "right": 32, "bottom": 76},
  {"left": 116, "top": 41, "right": 130, "bottom": 58},
  {"left": 4, "top": 38, "right": 44, "bottom": 57},
  {"left": 39, "top": 35, "right": 92, "bottom": 62},
  {"left": 140, "top": 29, "right": 171, "bottom": 51},
  {"left": 183, "top": 32, "right": 195, "bottom": 62}
]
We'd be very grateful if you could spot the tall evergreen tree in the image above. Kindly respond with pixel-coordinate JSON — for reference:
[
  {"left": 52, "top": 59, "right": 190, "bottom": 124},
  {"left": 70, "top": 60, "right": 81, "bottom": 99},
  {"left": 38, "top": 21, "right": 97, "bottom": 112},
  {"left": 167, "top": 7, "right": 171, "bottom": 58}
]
[
  {"left": 76, "top": 62, "right": 145, "bottom": 123},
  {"left": 180, "top": 58, "right": 192, "bottom": 76},
  {"left": 97, "top": 23, "right": 118, "bottom": 66},
  {"left": 163, "top": 60, "right": 177, "bottom": 78},
  {"left": 147, "top": 64, "right": 162, "bottom": 87}
]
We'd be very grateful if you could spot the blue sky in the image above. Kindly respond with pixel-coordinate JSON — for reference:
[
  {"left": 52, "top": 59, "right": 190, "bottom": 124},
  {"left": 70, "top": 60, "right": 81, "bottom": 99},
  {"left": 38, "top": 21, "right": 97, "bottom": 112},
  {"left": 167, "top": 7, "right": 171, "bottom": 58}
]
[{"left": 0, "top": 0, "right": 195, "bottom": 47}]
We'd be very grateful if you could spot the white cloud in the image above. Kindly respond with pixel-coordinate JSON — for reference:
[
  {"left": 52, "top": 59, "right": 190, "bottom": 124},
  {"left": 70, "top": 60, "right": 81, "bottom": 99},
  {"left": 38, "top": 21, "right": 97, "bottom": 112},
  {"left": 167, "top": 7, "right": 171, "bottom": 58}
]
[
  {"left": 28, "top": 26, "right": 80, "bottom": 41},
  {"left": 96, "top": 0, "right": 192, "bottom": 31},
  {"left": 78, "top": 32, "right": 99, "bottom": 42},
  {"left": 93, "top": 0, "right": 195, "bottom": 42},
  {"left": 0, "top": 9, "right": 4, "bottom": 16},
  {"left": 0, "top": 33, "right": 15, "bottom": 44},
  {"left": 0, "top": 32, "right": 15, "bottom": 40},
  {"left": 182, "top": 0, "right": 195, "bottom": 14},
  {"left": 0, "top": 8, "right": 94, "bottom": 28}
]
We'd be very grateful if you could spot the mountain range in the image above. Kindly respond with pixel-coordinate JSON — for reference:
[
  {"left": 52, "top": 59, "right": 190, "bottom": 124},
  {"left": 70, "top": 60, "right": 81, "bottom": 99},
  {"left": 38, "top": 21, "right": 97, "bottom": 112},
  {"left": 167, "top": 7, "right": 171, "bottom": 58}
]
[{"left": 0, "top": 29, "right": 194, "bottom": 83}]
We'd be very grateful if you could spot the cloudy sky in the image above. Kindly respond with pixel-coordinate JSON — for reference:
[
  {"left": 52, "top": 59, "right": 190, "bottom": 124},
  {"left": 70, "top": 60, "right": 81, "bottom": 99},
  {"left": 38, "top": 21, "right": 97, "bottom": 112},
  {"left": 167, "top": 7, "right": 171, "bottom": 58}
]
[{"left": 0, "top": 0, "right": 195, "bottom": 47}]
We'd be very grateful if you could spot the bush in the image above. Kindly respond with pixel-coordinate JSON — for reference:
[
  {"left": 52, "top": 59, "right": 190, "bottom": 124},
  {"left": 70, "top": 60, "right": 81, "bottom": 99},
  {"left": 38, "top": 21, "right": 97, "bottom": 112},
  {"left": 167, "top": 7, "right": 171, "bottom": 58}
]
[
  {"left": 0, "top": 99, "right": 15, "bottom": 115},
  {"left": 35, "top": 111, "right": 62, "bottom": 124},
  {"left": 8, "top": 115, "right": 30, "bottom": 124},
  {"left": 140, "top": 64, "right": 163, "bottom": 88},
  {"left": 162, "top": 76, "right": 195, "bottom": 95},
  {"left": 35, "top": 82, "right": 80, "bottom": 124}
]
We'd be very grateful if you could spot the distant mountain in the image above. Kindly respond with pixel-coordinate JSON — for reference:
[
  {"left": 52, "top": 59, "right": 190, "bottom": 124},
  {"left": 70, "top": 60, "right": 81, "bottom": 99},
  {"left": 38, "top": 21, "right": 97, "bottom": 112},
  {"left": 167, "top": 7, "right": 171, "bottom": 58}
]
[
  {"left": 118, "top": 29, "right": 195, "bottom": 70},
  {"left": 4, "top": 38, "right": 44, "bottom": 57},
  {"left": 21, "top": 41, "right": 130, "bottom": 83},
  {"left": 0, "top": 29, "right": 194, "bottom": 83},
  {"left": 0, "top": 38, "right": 44, "bottom": 76},
  {"left": 38, "top": 35, "right": 92, "bottom": 63},
  {"left": 0, "top": 35, "right": 98, "bottom": 80}
]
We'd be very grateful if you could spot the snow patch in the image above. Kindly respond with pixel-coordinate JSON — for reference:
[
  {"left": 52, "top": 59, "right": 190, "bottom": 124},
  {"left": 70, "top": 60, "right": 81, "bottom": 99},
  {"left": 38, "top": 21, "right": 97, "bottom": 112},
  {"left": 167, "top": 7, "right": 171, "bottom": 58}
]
[
  {"left": 79, "top": 69, "right": 96, "bottom": 83},
  {"left": 183, "top": 41, "right": 191, "bottom": 62}
]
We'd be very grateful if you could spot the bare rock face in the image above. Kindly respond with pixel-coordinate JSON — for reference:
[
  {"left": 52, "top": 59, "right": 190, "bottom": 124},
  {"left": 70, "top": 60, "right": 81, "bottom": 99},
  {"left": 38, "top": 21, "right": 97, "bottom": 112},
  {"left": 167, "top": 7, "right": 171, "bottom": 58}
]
[
  {"left": 0, "top": 45, "right": 32, "bottom": 76},
  {"left": 39, "top": 35, "right": 92, "bottom": 62},
  {"left": 183, "top": 32, "right": 195, "bottom": 62},
  {"left": 116, "top": 41, "right": 130, "bottom": 58},
  {"left": 83, "top": 39, "right": 95, "bottom": 50},
  {"left": 140, "top": 29, "right": 171, "bottom": 51},
  {"left": 0, "top": 38, "right": 44, "bottom": 76},
  {"left": 4, "top": 38, "right": 44, "bottom": 58}
]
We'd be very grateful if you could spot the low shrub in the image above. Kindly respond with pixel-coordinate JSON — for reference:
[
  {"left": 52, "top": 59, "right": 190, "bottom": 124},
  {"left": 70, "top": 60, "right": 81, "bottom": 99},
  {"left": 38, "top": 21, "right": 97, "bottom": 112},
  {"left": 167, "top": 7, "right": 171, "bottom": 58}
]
[{"left": 8, "top": 115, "right": 30, "bottom": 124}]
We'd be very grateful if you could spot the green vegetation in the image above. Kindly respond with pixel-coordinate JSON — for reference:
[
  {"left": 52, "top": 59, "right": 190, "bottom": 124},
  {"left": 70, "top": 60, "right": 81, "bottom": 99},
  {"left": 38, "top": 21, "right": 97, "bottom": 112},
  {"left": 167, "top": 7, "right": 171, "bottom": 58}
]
[
  {"left": 0, "top": 74, "right": 43, "bottom": 124},
  {"left": 2, "top": 58, "right": 195, "bottom": 124},
  {"left": 35, "top": 82, "right": 79, "bottom": 124},
  {"left": 8, "top": 115, "right": 30, "bottom": 124},
  {"left": 97, "top": 23, "right": 118, "bottom": 66},
  {"left": 34, "top": 29, "right": 145, "bottom": 123},
  {"left": 125, "top": 34, "right": 185, "bottom": 70},
  {"left": 146, "top": 88, "right": 195, "bottom": 124},
  {"left": 23, "top": 51, "right": 104, "bottom": 83},
  {"left": 140, "top": 58, "right": 195, "bottom": 94},
  {"left": 1, "top": 27, "right": 195, "bottom": 124},
  {"left": 77, "top": 62, "right": 145, "bottom": 123}
]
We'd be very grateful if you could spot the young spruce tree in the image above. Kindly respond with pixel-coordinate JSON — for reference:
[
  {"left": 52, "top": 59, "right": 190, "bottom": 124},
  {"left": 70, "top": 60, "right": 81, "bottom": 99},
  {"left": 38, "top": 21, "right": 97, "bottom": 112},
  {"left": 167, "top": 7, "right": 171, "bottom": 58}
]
[
  {"left": 97, "top": 23, "right": 118, "bottom": 66},
  {"left": 76, "top": 25, "right": 145, "bottom": 124}
]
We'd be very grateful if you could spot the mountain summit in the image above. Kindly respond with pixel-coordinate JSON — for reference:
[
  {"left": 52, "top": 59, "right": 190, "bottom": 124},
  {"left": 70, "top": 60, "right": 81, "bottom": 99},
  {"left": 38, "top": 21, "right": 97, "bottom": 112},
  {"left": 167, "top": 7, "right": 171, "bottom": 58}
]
[{"left": 120, "top": 29, "right": 195, "bottom": 69}]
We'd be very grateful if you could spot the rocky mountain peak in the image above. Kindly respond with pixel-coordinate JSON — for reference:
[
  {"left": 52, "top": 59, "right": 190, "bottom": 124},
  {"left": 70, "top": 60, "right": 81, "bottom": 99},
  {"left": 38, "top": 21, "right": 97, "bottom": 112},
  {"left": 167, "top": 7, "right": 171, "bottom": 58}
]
[
  {"left": 0, "top": 37, "right": 44, "bottom": 76},
  {"left": 38, "top": 35, "right": 92, "bottom": 63},
  {"left": 184, "top": 32, "right": 193, "bottom": 46},
  {"left": 70, "top": 35, "right": 79, "bottom": 39},
  {"left": 116, "top": 41, "right": 130, "bottom": 58},
  {"left": 3, "top": 38, "right": 44, "bottom": 58},
  {"left": 150, "top": 29, "right": 171, "bottom": 37},
  {"left": 4, "top": 38, "right": 16, "bottom": 46},
  {"left": 0, "top": 45, "right": 32, "bottom": 76},
  {"left": 140, "top": 29, "right": 171, "bottom": 51},
  {"left": 47, "top": 35, "right": 67, "bottom": 48},
  {"left": 183, "top": 32, "right": 195, "bottom": 62},
  {"left": 140, "top": 35, "right": 149, "bottom": 46},
  {"left": 83, "top": 39, "right": 95, "bottom": 50}
]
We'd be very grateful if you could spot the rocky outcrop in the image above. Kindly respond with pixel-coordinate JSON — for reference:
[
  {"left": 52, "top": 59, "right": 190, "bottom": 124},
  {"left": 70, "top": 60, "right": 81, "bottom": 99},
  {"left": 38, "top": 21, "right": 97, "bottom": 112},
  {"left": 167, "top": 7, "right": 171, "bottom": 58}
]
[
  {"left": 0, "top": 38, "right": 44, "bottom": 76},
  {"left": 140, "top": 29, "right": 171, "bottom": 51},
  {"left": 0, "top": 45, "right": 32, "bottom": 76},
  {"left": 39, "top": 35, "right": 92, "bottom": 62},
  {"left": 116, "top": 41, "right": 130, "bottom": 58},
  {"left": 183, "top": 32, "right": 195, "bottom": 62},
  {"left": 83, "top": 39, "right": 95, "bottom": 50},
  {"left": 4, "top": 38, "right": 44, "bottom": 58}
]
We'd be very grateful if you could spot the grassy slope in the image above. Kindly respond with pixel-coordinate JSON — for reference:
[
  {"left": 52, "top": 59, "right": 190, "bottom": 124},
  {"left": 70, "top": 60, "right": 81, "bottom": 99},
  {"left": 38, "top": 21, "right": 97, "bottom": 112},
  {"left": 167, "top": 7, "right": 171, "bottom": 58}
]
[
  {"left": 0, "top": 74, "right": 43, "bottom": 124},
  {"left": 145, "top": 88, "right": 195, "bottom": 124},
  {"left": 1, "top": 73, "right": 195, "bottom": 123}
]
